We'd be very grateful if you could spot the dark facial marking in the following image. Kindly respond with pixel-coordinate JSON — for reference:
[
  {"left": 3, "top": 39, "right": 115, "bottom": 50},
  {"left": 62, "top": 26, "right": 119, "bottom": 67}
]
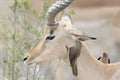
[{"left": 46, "top": 36, "right": 55, "bottom": 40}]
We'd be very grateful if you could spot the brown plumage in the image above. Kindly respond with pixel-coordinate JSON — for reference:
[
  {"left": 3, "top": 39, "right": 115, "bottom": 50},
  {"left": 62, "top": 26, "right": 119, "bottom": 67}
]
[{"left": 68, "top": 40, "right": 82, "bottom": 76}]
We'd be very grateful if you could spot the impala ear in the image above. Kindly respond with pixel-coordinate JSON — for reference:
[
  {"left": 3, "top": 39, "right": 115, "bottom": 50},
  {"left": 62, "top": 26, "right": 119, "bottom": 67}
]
[
  {"left": 68, "top": 28, "right": 96, "bottom": 41},
  {"left": 71, "top": 33, "right": 96, "bottom": 41},
  {"left": 75, "top": 35, "right": 96, "bottom": 41},
  {"left": 69, "top": 28, "right": 83, "bottom": 36},
  {"left": 61, "top": 14, "right": 73, "bottom": 25}
]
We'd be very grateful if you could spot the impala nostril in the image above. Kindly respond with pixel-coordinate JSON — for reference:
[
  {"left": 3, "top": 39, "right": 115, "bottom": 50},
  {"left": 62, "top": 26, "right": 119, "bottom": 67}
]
[{"left": 24, "top": 56, "right": 28, "bottom": 61}]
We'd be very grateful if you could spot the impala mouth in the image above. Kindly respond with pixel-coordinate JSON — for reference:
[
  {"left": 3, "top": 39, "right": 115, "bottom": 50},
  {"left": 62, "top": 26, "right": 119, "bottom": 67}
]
[
  {"left": 27, "top": 62, "right": 33, "bottom": 65},
  {"left": 23, "top": 56, "right": 35, "bottom": 65},
  {"left": 24, "top": 60, "right": 33, "bottom": 65}
]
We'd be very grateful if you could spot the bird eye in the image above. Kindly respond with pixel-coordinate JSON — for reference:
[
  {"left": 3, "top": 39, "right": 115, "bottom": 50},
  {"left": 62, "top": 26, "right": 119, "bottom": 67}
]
[{"left": 46, "top": 36, "right": 55, "bottom": 40}]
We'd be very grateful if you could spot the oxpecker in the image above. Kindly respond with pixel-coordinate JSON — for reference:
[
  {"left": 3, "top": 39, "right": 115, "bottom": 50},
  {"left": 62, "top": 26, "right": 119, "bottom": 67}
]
[
  {"left": 69, "top": 40, "right": 82, "bottom": 76},
  {"left": 98, "top": 52, "right": 110, "bottom": 64},
  {"left": 68, "top": 35, "right": 96, "bottom": 76}
]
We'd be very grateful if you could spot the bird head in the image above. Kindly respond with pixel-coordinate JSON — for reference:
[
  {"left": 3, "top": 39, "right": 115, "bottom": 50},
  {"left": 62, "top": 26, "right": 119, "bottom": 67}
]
[{"left": 103, "top": 51, "right": 108, "bottom": 57}]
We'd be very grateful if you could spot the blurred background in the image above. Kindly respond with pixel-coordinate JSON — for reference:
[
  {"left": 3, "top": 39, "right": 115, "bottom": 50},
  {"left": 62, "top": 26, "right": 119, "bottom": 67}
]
[{"left": 0, "top": 0, "right": 120, "bottom": 80}]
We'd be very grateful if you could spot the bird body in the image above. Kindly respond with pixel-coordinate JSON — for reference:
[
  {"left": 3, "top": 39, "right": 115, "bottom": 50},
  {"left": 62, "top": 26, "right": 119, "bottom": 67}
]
[{"left": 69, "top": 41, "right": 82, "bottom": 76}]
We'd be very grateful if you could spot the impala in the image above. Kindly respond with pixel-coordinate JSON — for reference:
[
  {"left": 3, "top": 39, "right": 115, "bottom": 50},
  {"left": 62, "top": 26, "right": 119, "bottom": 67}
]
[{"left": 24, "top": 0, "right": 120, "bottom": 80}]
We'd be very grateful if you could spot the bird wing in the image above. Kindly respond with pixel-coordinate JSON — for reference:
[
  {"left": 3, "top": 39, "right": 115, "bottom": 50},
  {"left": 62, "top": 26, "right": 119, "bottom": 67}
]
[
  {"left": 71, "top": 61, "right": 78, "bottom": 76},
  {"left": 69, "top": 43, "right": 82, "bottom": 64},
  {"left": 69, "top": 47, "right": 75, "bottom": 65}
]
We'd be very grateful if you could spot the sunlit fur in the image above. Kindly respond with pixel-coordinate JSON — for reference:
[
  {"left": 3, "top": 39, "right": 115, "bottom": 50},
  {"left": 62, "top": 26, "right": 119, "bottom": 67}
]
[
  {"left": 24, "top": 17, "right": 81, "bottom": 64},
  {"left": 24, "top": 15, "right": 120, "bottom": 80}
]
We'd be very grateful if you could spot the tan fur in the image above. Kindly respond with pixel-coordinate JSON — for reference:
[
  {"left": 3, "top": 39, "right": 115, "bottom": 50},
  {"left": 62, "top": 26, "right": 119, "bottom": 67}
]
[
  {"left": 24, "top": 18, "right": 120, "bottom": 80},
  {"left": 24, "top": 0, "right": 120, "bottom": 79}
]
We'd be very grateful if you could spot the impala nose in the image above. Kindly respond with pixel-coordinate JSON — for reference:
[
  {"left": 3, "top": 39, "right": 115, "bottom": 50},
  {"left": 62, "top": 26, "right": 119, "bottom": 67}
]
[
  {"left": 23, "top": 55, "right": 34, "bottom": 65},
  {"left": 24, "top": 57, "right": 28, "bottom": 61},
  {"left": 24, "top": 56, "right": 28, "bottom": 61}
]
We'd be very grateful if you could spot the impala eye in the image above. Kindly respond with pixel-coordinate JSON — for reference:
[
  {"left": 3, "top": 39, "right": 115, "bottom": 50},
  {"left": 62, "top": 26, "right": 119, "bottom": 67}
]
[{"left": 46, "top": 36, "right": 55, "bottom": 40}]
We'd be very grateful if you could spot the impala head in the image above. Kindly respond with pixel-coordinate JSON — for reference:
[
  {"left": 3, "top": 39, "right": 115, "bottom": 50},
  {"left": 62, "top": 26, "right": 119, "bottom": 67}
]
[{"left": 24, "top": 0, "right": 96, "bottom": 65}]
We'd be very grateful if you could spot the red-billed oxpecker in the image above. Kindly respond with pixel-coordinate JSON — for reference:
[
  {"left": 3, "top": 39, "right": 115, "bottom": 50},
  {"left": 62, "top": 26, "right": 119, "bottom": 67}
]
[
  {"left": 67, "top": 35, "right": 96, "bottom": 76},
  {"left": 98, "top": 52, "right": 110, "bottom": 64}
]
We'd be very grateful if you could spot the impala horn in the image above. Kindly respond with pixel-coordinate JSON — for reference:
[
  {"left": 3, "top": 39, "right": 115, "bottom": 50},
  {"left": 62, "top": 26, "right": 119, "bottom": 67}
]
[{"left": 47, "top": 0, "right": 73, "bottom": 27}]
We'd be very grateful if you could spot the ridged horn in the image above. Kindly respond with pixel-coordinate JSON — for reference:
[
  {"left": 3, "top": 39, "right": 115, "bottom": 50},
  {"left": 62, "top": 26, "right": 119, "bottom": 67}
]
[{"left": 47, "top": 0, "right": 73, "bottom": 26}]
